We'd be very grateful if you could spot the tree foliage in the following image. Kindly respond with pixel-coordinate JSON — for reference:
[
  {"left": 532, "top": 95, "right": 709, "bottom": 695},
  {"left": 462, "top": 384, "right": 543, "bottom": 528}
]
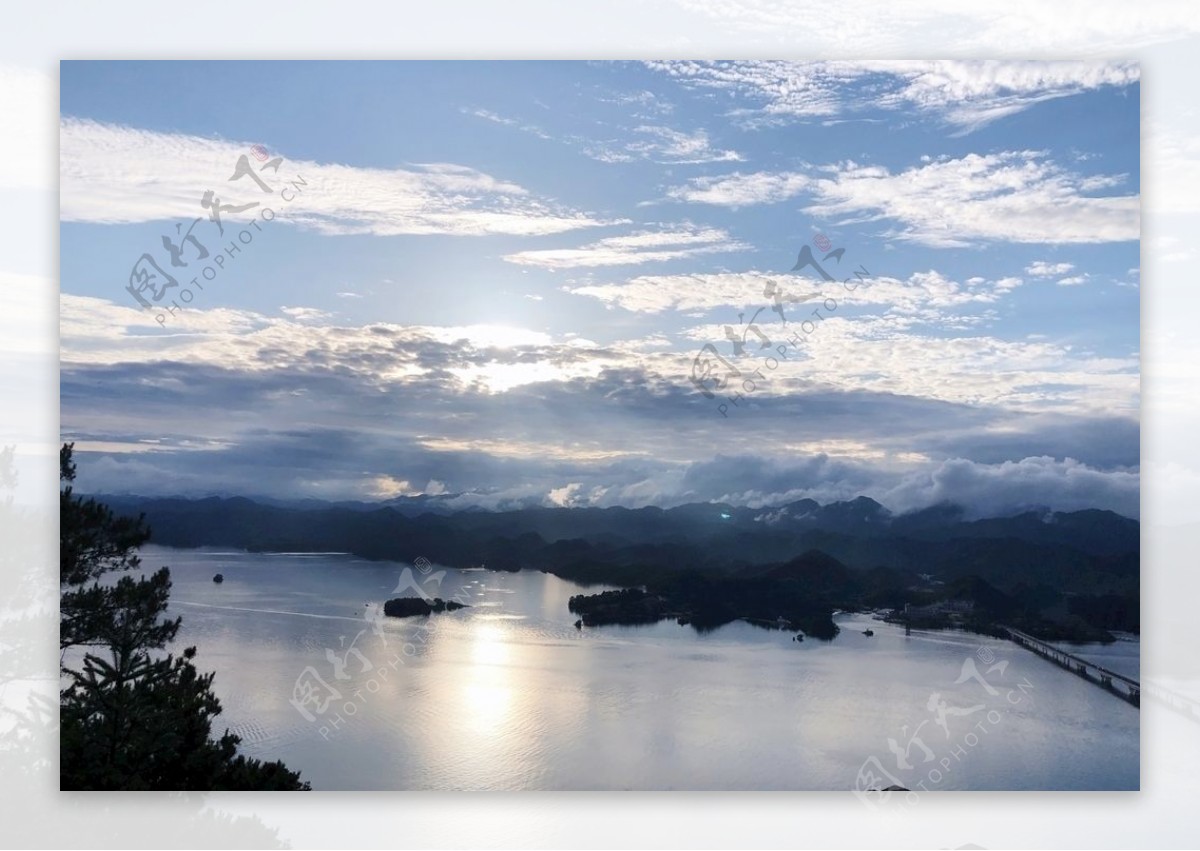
[{"left": 59, "top": 443, "right": 309, "bottom": 790}]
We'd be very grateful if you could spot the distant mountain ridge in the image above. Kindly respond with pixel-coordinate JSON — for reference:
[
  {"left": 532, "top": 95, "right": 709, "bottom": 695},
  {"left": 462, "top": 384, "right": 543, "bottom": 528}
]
[{"left": 95, "top": 493, "right": 1138, "bottom": 599}]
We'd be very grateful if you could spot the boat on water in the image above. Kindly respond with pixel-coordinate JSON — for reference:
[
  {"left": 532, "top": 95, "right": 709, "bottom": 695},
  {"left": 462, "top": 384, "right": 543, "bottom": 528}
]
[
  {"left": 862, "top": 628, "right": 874, "bottom": 636},
  {"left": 212, "top": 573, "right": 224, "bottom": 584}
]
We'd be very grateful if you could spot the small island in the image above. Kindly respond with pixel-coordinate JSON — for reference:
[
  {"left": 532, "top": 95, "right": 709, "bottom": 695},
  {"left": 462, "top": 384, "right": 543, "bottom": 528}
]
[
  {"left": 566, "top": 553, "right": 847, "bottom": 640},
  {"left": 383, "top": 596, "right": 468, "bottom": 618},
  {"left": 568, "top": 588, "right": 666, "bottom": 627}
]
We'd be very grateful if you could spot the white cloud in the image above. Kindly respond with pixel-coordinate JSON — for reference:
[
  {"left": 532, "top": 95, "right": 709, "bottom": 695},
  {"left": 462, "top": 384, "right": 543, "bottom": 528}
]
[
  {"left": 1056, "top": 275, "right": 1089, "bottom": 286},
  {"left": 60, "top": 117, "right": 616, "bottom": 237},
  {"left": 280, "top": 306, "right": 333, "bottom": 322},
  {"left": 1026, "top": 261, "right": 1075, "bottom": 277},
  {"left": 666, "top": 171, "right": 810, "bottom": 206},
  {"left": 664, "top": 152, "right": 1136, "bottom": 246},
  {"left": 59, "top": 294, "right": 622, "bottom": 394},
  {"left": 570, "top": 271, "right": 800, "bottom": 314},
  {"left": 647, "top": 58, "right": 1140, "bottom": 132},
  {"left": 628, "top": 125, "right": 742, "bottom": 164},
  {"left": 689, "top": 454, "right": 1139, "bottom": 520},
  {"left": 547, "top": 482, "right": 585, "bottom": 507},
  {"left": 465, "top": 107, "right": 517, "bottom": 126},
  {"left": 62, "top": 279, "right": 1136, "bottom": 423},
  {"left": 584, "top": 124, "right": 742, "bottom": 165},
  {"left": 503, "top": 226, "right": 749, "bottom": 270},
  {"left": 570, "top": 269, "right": 1021, "bottom": 317},
  {"left": 582, "top": 146, "right": 639, "bottom": 165},
  {"left": 883, "top": 455, "right": 1139, "bottom": 518},
  {"left": 884, "top": 60, "right": 1140, "bottom": 133},
  {"left": 462, "top": 106, "right": 553, "bottom": 140},
  {"left": 677, "top": 313, "right": 1138, "bottom": 416},
  {"left": 805, "top": 152, "right": 1137, "bottom": 246},
  {"left": 463, "top": 104, "right": 740, "bottom": 167},
  {"left": 419, "top": 437, "right": 643, "bottom": 463},
  {"left": 60, "top": 287, "right": 1138, "bottom": 513},
  {"left": 597, "top": 89, "right": 675, "bottom": 116}
]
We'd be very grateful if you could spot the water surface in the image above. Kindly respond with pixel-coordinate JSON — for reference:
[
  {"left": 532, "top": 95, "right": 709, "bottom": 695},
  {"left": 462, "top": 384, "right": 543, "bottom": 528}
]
[{"left": 147, "top": 545, "right": 1139, "bottom": 791}]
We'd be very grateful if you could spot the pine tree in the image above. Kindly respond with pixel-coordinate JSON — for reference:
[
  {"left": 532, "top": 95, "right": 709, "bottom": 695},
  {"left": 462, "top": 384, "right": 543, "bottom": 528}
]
[{"left": 59, "top": 443, "right": 310, "bottom": 790}]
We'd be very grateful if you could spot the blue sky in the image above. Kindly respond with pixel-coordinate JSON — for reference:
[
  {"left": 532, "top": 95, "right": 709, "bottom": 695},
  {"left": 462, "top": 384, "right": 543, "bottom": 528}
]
[{"left": 59, "top": 60, "right": 1141, "bottom": 516}]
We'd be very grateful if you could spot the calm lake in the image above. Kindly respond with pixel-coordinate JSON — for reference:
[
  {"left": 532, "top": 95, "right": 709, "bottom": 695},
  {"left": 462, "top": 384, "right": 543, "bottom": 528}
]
[{"left": 146, "top": 545, "right": 1140, "bottom": 791}]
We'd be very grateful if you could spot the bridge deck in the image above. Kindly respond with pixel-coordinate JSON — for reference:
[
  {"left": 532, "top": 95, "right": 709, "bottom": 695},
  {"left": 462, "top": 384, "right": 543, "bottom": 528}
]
[{"left": 1001, "top": 626, "right": 1140, "bottom": 707}]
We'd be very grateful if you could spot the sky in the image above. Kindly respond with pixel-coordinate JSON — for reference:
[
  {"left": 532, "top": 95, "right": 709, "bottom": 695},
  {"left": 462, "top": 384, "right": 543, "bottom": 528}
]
[{"left": 59, "top": 60, "right": 1141, "bottom": 517}]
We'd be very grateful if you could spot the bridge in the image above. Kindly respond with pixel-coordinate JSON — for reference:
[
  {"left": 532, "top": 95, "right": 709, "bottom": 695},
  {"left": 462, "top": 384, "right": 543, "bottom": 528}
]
[
  {"left": 1001, "top": 626, "right": 1140, "bottom": 707},
  {"left": 1140, "top": 679, "right": 1200, "bottom": 724}
]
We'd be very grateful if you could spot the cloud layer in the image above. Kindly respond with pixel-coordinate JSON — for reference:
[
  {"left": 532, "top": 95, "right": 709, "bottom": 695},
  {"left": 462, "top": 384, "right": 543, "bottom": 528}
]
[
  {"left": 666, "top": 152, "right": 1139, "bottom": 246},
  {"left": 57, "top": 62, "right": 1141, "bottom": 522},
  {"left": 61, "top": 293, "right": 1139, "bottom": 517},
  {"left": 502, "top": 226, "right": 749, "bottom": 269},
  {"left": 60, "top": 118, "right": 616, "bottom": 236},
  {"left": 647, "top": 59, "right": 1140, "bottom": 133}
]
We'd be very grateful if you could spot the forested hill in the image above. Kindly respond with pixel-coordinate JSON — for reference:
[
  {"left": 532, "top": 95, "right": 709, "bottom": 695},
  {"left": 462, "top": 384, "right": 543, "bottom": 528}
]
[{"left": 97, "top": 493, "right": 1138, "bottom": 598}]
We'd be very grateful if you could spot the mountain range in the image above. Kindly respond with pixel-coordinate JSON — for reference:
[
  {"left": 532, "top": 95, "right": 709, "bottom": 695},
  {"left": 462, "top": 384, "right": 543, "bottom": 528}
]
[{"left": 97, "top": 493, "right": 1138, "bottom": 599}]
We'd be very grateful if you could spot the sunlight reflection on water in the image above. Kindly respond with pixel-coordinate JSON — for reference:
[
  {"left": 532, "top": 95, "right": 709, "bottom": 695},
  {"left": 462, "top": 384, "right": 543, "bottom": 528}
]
[{"left": 150, "top": 545, "right": 1139, "bottom": 791}]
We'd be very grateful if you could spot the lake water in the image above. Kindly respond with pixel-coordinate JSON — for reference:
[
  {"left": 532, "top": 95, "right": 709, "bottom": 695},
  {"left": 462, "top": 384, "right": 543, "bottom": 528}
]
[{"left": 146, "top": 545, "right": 1139, "bottom": 791}]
